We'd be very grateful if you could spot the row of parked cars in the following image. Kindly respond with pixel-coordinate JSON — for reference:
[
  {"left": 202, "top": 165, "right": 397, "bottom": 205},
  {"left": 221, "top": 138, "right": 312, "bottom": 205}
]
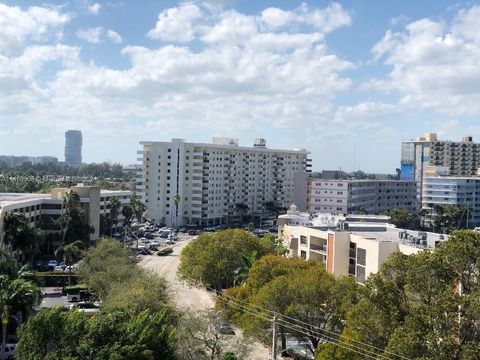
[{"left": 35, "top": 259, "right": 76, "bottom": 273}]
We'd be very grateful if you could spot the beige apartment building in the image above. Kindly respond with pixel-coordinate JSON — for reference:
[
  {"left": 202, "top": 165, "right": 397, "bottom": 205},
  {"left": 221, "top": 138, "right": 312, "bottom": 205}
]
[
  {"left": 279, "top": 206, "right": 447, "bottom": 283},
  {"left": 0, "top": 185, "right": 133, "bottom": 249}
]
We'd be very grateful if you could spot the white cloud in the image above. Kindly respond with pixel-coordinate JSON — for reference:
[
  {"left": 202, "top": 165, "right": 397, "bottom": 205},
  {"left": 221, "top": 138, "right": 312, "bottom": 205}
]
[
  {"left": 261, "top": 2, "right": 351, "bottom": 31},
  {"left": 106, "top": 30, "right": 122, "bottom": 43},
  {"left": 370, "top": 5, "right": 480, "bottom": 116},
  {"left": 88, "top": 3, "right": 101, "bottom": 15},
  {"left": 0, "top": 3, "right": 69, "bottom": 53},
  {"left": 334, "top": 102, "right": 399, "bottom": 126},
  {"left": 1, "top": 1, "right": 353, "bottom": 162},
  {"left": 147, "top": 3, "right": 203, "bottom": 42},
  {"left": 147, "top": 2, "right": 351, "bottom": 44},
  {"left": 76, "top": 27, "right": 122, "bottom": 44}
]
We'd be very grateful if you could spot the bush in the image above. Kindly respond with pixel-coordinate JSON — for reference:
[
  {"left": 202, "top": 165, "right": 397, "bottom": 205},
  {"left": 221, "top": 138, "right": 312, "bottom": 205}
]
[{"left": 158, "top": 247, "right": 173, "bottom": 256}]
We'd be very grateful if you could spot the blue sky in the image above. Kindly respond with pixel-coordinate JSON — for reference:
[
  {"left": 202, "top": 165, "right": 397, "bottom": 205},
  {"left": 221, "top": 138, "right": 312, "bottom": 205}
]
[{"left": 1, "top": 0, "right": 480, "bottom": 172}]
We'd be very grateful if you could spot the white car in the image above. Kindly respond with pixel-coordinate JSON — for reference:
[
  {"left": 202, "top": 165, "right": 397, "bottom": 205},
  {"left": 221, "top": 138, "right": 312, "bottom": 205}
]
[
  {"left": 53, "top": 265, "right": 64, "bottom": 273},
  {"left": 64, "top": 265, "right": 76, "bottom": 273}
]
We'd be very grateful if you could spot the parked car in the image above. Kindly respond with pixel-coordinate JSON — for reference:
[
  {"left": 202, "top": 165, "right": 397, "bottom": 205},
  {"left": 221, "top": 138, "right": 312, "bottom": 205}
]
[
  {"left": 64, "top": 265, "right": 77, "bottom": 273},
  {"left": 70, "top": 302, "right": 100, "bottom": 316},
  {"left": 59, "top": 261, "right": 67, "bottom": 270},
  {"left": 218, "top": 323, "right": 235, "bottom": 335},
  {"left": 159, "top": 231, "right": 170, "bottom": 238},
  {"left": 145, "top": 232, "right": 154, "bottom": 239},
  {"left": 35, "top": 260, "right": 48, "bottom": 271},
  {"left": 47, "top": 259, "right": 58, "bottom": 270},
  {"left": 0, "top": 343, "right": 16, "bottom": 360},
  {"left": 165, "top": 239, "right": 174, "bottom": 245},
  {"left": 187, "top": 229, "right": 199, "bottom": 236},
  {"left": 204, "top": 226, "right": 216, "bottom": 232},
  {"left": 53, "top": 265, "right": 64, "bottom": 273},
  {"left": 168, "top": 233, "right": 178, "bottom": 241}
]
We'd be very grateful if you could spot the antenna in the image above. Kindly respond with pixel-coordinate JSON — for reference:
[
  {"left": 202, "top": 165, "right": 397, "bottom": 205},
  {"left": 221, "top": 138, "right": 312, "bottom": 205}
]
[{"left": 353, "top": 142, "right": 356, "bottom": 171}]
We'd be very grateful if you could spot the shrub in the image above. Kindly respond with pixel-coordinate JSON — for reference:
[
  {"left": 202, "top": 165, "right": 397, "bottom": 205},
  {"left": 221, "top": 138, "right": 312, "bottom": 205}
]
[{"left": 157, "top": 247, "right": 174, "bottom": 256}]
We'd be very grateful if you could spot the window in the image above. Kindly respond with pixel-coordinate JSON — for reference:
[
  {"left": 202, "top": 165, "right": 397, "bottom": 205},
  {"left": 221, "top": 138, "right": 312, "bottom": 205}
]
[
  {"left": 356, "top": 266, "right": 366, "bottom": 284},
  {"left": 300, "top": 250, "right": 307, "bottom": 260},
  {"left": 300, "top": 235, "right": 307, "bottom": 245},
  {"left": 357, "top": 248, "right": 366, "bottom": 266}
]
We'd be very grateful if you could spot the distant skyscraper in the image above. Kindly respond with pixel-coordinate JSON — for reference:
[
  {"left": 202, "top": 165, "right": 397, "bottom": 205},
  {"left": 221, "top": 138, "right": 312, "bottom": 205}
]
[{"left": 65, "top": 130, "right": 83, "bottom": 165}]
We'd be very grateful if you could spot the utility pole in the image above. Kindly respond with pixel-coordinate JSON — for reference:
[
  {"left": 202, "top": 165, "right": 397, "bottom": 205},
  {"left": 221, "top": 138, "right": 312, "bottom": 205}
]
[{"left": 272, "top": 314, "right": 278, "bottom": 360}]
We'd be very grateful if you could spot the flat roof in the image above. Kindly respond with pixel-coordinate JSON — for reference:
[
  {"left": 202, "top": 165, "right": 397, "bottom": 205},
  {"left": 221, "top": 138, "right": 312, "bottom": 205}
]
[{"left": 0, "top": 193, "right": 51, "bottom": 208}]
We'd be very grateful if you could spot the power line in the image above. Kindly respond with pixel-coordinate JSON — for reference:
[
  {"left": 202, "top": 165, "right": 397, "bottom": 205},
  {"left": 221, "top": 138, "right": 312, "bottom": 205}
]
[
  {"left": 213, "top": 288, "right": 411, "bottom": 360},
  {"left": 222, "top": 296, "right": 382, "bottom": 360}
]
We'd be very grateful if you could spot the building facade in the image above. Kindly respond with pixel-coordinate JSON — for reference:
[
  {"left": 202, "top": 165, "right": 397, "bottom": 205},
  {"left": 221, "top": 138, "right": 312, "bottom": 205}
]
[
  {"left": 137, "top": 138, "right": 311, "bottom": 226},
  {"left": 422, "top": 176, "right": 480, "bottom": 227},
  {"left": 65, "top": 130, "right": 83, "bottom": 165},
  {"left": 0, "top": 185, "right": 133, "bottom": 249},
  {"left": 401, "top": 133, "right": 480, "bottom": 203},
  {"left": 282, "top": 220, "right": 447, "bottom": 284},
  {"left": 294, "top": 176, "right": 417, "bottom": 214}
]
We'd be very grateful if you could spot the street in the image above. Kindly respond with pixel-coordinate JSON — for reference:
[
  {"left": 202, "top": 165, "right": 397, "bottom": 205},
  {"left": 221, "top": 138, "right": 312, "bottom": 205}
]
[{"left": 138, "top": 235, "right": 273, "bottom": 360}]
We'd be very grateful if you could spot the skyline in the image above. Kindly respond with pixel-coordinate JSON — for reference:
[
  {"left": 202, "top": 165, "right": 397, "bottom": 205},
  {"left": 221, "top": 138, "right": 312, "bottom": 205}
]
[{"left": 1, "top": 1, "right": 480, "bottom": 172}]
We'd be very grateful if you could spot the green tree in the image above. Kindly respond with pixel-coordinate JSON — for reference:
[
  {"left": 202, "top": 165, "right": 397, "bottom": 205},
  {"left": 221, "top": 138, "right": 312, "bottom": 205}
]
[
  {"left": 0, "top": 252, "right": 41, "bottom": 359},
  {"left": 233, "top": 250, "right": 258, "bottom": 286},
  {"left": 386, "top": 208, "right": 413, "bottom": 229},
  {"left": 179, "top": 229, "right": 272, "bottom": 290},
  {"left": 16, "top": 307, "right": 177, "bottom": 360},
  {"left": 130, "top": 195, "right": 147, "bottom": 223},
  {"left": 121, "top": 204, "right": 134, "bottom": 224},
  {"left": 77, "top": 238, "right": 138, "bottom": 299},
  {"left": 218, "top": 256, "right": 360, "bottom": 355},
  {"left": 172, "top": 194, "right": 181, "bottom": 228},
  {"left": 3, "top": 212, "right": 44, "bottom": 262},
  {"left": 176, "top": 310, "right": 251, "bottom": 360},
  {"left": 432, "top": 204, "right": 469, "bottom": 233},
  {"left": 55, "top": 240, "right": 83, "bottom": 285},
  {"left": 339, "top": 231, "right": 480, "bottom": 359},
  {"left": 108, "top": 197, "right": 122, "bottom": 236},
  {"left": 102, "top": 273, "right": 169, "bottom": 316}
]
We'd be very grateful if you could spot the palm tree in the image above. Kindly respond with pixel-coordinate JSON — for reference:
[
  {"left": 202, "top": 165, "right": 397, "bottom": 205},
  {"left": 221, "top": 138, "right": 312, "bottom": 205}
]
[
  {"left": 233, "top": 250, "right": 258, "bottom": 286},
  {"left": 172, "top": 194, "right": 181, "bottom": 228},
  {"left": 0, "top": 251, "right": 40, "bottom": 359},
  {"left": 131, "top": 196, "right": 147, "bottom": 223},
  {"left": 108, "top": 197, "right": 122, "bottom": 236},
  {"left": 55, "top": 240, "right": 83, "bottom": 285},
  {"left": 60, "top": 191, "right": 81, "bottom": 246},
  {"left": 122, "top": 204, "right": 133, "bottom": 225}
]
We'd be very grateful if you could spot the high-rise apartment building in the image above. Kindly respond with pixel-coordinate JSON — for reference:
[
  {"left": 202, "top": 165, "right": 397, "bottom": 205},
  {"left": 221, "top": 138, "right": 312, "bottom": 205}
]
[
  {"left": 65, "top": 130, "right": 83, "bottom": 165},
  {"left": 401, "top": 133, "right": 480, "bottom": 203},
  {"left": 137, "top": 138, "right": 311, "bottom": 226},
  {"left": 429, "top": 136, "right": 480, "bottom": 176},
  {"left": 294, "top": 175, "right": 417, "bottom": 214}
]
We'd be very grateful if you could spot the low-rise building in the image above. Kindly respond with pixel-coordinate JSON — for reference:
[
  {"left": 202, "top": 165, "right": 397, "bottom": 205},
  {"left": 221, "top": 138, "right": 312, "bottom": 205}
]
[
  {"left": 294, "top": 174, "right": 417, "bottom": 214},
  {"left": 280, "top": 206, "right": 447, "bottom": 283},
  {"left": 0, "top": 185, "right": 133, "bottom": 249},
  {"left": 422, "top": 176, "right": 480, "bottom": 227}
]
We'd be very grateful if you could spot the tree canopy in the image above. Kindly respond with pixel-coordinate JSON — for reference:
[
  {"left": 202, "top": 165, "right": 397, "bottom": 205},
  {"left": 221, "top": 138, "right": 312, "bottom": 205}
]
[
  {"left": 178, "top": 229, "right": 273, "bottom": 290},
  {"left": 320, "top": 230, "right": 480, "bottom": 359}
]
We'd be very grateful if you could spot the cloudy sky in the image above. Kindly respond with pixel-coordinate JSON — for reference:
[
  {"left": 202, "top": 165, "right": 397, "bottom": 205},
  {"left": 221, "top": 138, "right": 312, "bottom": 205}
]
[{"left": 1, "top": 0, "right": 480, "bottom": 172}]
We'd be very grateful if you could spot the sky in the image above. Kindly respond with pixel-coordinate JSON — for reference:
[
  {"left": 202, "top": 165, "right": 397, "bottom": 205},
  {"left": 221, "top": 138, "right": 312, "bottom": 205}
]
[{"left": 1, "top": 0, "right": 480, "bottom": 172}]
